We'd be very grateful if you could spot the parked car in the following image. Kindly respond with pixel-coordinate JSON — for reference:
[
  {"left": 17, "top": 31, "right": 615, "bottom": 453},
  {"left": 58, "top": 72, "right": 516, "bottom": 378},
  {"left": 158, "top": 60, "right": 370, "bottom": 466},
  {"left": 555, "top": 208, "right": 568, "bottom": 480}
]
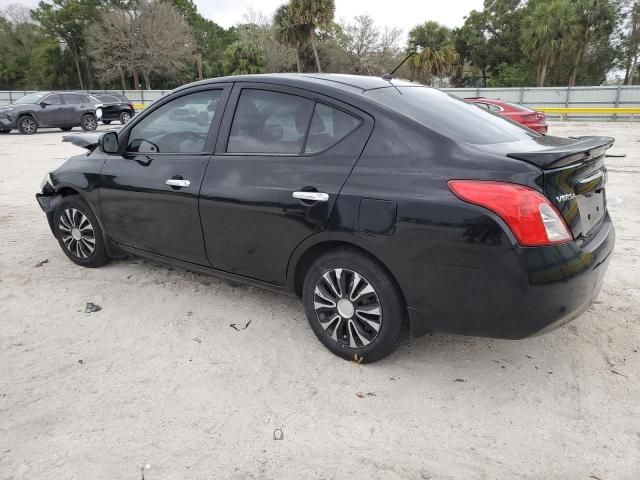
[
  {"left": 35, "top": 74, "right": 614, "bottom": 362},
  {"left": 89, "top": 93, "right": 135, "bottom": 125},
  {"left": 0, "top": 91, "right": 98, "bottom": 135},
  {"left": 466, "top": 97, "right": 548, "bottom": 134}
]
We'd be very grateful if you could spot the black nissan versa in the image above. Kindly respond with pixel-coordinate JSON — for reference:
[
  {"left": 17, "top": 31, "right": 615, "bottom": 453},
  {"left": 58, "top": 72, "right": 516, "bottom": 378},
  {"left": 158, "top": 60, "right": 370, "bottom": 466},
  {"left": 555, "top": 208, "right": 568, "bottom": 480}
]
[
  {"left": 35, "top": 74, "right": 615, "bottom": 362},
  {"left": 0, "top": 92, "right": 98, "bottom": 134}
]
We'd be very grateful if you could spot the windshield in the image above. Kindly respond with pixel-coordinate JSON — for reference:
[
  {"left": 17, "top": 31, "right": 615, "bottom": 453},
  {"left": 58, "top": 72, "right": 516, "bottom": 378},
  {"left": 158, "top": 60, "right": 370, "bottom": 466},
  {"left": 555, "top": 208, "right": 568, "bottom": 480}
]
[
  {"left": 14, "top": 92, "right": 49, "bottom": 105},
  {"left": 365, "top": 87, "right": 539, "bottom": 145}
]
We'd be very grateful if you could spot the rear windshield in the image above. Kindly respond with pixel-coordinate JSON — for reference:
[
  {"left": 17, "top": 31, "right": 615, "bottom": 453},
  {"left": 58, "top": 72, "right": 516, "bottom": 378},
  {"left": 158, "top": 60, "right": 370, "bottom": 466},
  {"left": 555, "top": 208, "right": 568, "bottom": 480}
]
[
  {"left": 14, "top": 92, "right": 48, "bottom": 104},
  {"left": 365, "top": 87, "right": 538, "bottom": 145},
  {"left": 502, "top": 101, "right": 534, "bottom": 112}
]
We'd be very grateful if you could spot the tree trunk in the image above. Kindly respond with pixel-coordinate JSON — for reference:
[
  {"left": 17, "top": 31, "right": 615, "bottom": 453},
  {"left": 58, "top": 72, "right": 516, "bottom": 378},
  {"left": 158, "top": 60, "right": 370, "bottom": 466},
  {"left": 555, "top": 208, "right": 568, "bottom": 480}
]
[
  {"left": 295, "top": 48, "right": 302, "bottom": 73},
  {"left": 569, "top": 39, "right": 586, "bottom": 87},
  {"left": 537, "top": 61, "right": 548, "bottom": 87},
  {"left": 482, "top": 67, "right": 487, "bottom": 88},
  {"left": 625, "top": 6, "right": 640, "bottom": 85},
  {"left": 197, "top": 52, "right": 203, "bottom": 80},
  {"left": 143, "top": 72, "right": 151, "bottom": 90},
  {"left": 71, "top": 48, "right": 84, "bottom": 90},
  {"left": 132, "top": 70, "right": 140, "bottom": 89},
  {"left": 310, "top": 29, "right": 322, "bottom": 73},
  {"left": 118, "top": 65, "right": 128, "bottom": 91},
  {"left": 85, "top": 57, "right": 94, "bottom": 90}
]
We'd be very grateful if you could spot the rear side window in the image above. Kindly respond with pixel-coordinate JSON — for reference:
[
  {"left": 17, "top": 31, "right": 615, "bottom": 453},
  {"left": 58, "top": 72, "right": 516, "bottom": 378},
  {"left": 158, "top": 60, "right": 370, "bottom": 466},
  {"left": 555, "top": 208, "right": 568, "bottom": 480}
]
[
  {"left": 305, "top": 103, "right": 361, "bottom": 154},
  {"left": 365, "top": 87, "right": 537, "bottom": 145},
  {"left": 99, "top": 95, "right": 120, "bottom": 104},
  {"left": 63, "top": 94, "right": 79, "bottom": 104},
  {"left": 227, "top": 89, "right": 314, "bottom": 154}
]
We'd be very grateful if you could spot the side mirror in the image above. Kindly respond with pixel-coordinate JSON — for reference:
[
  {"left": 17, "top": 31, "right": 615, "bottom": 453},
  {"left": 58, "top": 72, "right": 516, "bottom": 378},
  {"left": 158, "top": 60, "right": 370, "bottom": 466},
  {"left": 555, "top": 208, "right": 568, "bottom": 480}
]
[
  {"left": 100, "top": 131, "right": 119, "bottom": 154},
  {"left": 40, "top": 101, "right": 50, "bottom": 108}
]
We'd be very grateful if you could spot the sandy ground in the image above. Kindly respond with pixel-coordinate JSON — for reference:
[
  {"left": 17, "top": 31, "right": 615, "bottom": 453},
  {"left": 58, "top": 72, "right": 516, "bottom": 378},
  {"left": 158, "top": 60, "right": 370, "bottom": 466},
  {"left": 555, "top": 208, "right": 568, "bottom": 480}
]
[{"left": 0, "top": 122, "right": 639, "bottom": 480}]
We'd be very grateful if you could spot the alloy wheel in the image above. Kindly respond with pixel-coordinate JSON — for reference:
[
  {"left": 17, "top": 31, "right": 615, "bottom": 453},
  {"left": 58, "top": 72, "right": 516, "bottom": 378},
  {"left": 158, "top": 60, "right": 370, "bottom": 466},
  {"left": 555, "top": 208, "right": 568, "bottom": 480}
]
[
  {"left": 121, "top": 112, "right": 131, "bottom": 124},
  {"left": 20, "top": 118, "right": 36, "bottom": 134},
  {"left": 83, "top": 115, "right": 97, "bottom": 130},
  {"left": 313, "top": 268, "right": 383, "bottom": 348},
  {"left": 58, "top": 208, "right": 96, "bottom": 259}
]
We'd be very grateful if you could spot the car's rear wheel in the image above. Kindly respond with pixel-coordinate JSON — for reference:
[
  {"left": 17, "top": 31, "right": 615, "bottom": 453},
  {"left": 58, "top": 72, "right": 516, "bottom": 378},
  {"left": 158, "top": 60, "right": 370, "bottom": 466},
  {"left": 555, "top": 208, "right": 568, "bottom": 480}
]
[
  {"left": 0, "top": 128, "right": 10, "bottom": 134},
  {"left": 81, "top": 114, "right": 97, "bottom": 131},
  {"left": 120, "top": 111, "right": 132, "bottom": 124},
  {"left": 60, "top": 127, "right": 73, "bottom": 131},
  {"left": 18, "top": 116, "right": 37, "bottom": 135},
  {"left": 302, "top": 247, "right": 406, "bottom": 363},
  {"left": 53, "top": 196, "right": 109, "bottom": 268},
  {"left": 102, "top": 120, "right": 111, "bottom": 125}
]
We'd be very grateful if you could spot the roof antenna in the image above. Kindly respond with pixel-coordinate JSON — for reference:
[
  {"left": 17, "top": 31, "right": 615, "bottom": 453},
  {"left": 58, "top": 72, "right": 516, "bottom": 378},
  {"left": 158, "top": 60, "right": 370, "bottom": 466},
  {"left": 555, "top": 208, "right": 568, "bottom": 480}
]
[{"left": 382, "top": 46, "right": 422, "bottom": 81}]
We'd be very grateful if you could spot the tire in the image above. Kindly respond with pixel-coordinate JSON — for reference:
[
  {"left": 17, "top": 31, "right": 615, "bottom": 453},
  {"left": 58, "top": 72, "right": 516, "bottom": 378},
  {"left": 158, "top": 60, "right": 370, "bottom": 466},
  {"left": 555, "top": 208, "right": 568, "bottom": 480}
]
[
  {"left": 53, "top": 195, "right": 109, "bottom": 268},
  {"left": 120, "top": 111, "right": 132, "bottom": 124},
  {"left": 0, "top": 128, "right": 10, "bottom": 134},
  {"left": 302, "top": 247, "right": 406, "bottom": 363},
  {"left": 102, "top": 120, "right": 111, "bottom": 125},
  {"left": 60, "top": 127, "right": 73, "bottom": 131},
  {"left": 81, "top": 114, "right": 97, "bottom": 131},
  {"left": 17, "top": 116, "right": 37, "bottom": 135}
]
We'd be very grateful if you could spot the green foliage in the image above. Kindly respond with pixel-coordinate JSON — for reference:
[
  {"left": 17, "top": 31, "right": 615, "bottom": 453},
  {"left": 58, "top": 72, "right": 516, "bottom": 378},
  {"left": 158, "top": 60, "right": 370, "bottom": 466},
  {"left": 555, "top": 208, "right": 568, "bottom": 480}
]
[
  {"left": 407, "top": 21, "right": 459, "bottom": 84},
  {"left": 223, "top": 40, "right": 266, "bottom": 75}
]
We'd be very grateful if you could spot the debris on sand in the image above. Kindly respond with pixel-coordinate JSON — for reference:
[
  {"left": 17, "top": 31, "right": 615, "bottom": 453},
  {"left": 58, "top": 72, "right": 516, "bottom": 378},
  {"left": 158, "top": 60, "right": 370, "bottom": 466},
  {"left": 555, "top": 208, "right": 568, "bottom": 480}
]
[
  {"left": 84, "top": 302, "right": 102, "bottom": 313},
  {"left": 34, "top": 259, "right": 48, "bottom": 267},
  {"left": 230, "top": 320, "right": 251, "bottom": 331},
  {"left": 273, "top": 428, "right": 284, "bottom": 440},
  {"left": 192, "top": 337, "right": 202, "bottom": 343}
]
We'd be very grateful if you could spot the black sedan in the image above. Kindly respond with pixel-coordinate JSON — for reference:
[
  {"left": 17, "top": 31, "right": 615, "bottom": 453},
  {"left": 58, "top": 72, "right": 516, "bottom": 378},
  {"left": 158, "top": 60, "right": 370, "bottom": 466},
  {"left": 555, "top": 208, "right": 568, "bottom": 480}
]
[
  {"left": 0, "top": 91, "right": 98, "bottom": 134},
  {"left": 89, "top": 93, "right": 135, "bottom": 125},
  {"left": 35, "top": 74, "right": 615, "bottom": 362}
]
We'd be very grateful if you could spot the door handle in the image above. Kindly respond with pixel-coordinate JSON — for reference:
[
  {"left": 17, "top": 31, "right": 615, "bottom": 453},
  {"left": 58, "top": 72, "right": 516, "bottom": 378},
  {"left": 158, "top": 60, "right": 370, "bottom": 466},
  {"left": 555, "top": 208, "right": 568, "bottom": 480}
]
[
  {"left": 166, "top": 179, "right": 190, "bottom": 188},
  {"left": 292, "top": 191, "right": 329, "bottom": 202}
]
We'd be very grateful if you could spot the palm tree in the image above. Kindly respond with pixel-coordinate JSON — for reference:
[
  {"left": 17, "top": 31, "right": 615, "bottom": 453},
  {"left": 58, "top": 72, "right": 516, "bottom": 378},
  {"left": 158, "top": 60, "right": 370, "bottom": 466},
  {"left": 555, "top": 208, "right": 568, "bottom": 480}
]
[
  {"left": 521, "top": 0, "right": 579, "bottom": 87},
  {"left": 273, "top": 4, "right": 309, "bottom": 72},
  {"left": 568, "top": 0, "right": 615, "bottom": 86},
  {"left": 407, "top": 21, "right": 459, "bottom": 85},
  {"left": 289, "top": 0, "right": 335, "bottom": 73}
]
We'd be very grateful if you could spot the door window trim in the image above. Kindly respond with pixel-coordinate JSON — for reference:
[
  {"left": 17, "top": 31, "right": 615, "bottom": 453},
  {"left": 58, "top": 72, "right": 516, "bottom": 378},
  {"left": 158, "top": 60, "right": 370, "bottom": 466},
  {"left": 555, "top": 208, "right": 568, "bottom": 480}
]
[
  {"left": 117, "top": 83, "right": 232, "bottom": 157},
  {"left": 216, "top": 83, "right": 365, "bottom": 158}
]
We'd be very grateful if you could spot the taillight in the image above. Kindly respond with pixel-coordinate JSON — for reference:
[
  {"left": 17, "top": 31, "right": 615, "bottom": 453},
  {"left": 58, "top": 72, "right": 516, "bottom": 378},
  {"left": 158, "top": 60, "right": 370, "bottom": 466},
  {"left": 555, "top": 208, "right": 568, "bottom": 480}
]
[{"left": 447, "top": 180, "right": 572, "bottom": 246}]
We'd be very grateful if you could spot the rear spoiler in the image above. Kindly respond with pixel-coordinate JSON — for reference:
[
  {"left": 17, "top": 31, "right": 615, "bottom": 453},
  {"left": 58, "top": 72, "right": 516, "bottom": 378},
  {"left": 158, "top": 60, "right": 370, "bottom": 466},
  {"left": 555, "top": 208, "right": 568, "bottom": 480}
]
[{"left": 507, "top": 136, "right": 614, "bottom": 169}]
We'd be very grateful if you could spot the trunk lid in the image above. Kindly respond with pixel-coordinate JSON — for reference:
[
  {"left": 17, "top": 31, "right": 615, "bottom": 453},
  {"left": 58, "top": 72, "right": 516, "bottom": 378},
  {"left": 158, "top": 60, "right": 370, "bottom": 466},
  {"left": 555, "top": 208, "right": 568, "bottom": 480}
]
[{"left": 506, "top": 135, "right": 614, "bottom": 241}]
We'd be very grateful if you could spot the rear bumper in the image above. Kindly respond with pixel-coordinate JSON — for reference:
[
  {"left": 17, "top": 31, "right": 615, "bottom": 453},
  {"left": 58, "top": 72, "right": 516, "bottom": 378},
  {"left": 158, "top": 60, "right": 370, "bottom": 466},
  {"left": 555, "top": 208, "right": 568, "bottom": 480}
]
[{"left": 403, "top": 213, "right": 615, "bottom": 339}]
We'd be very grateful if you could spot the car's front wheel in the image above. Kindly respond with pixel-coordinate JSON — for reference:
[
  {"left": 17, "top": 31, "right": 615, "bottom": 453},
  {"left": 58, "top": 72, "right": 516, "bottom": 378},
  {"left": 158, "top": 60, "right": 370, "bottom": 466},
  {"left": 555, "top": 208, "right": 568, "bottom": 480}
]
[
  {"left": 120, "top": 111, "right": 132, "bottom": 124},
  {"left": 302, "top": 247, "right": 406, "bottom": 363},
  {"left": 17, "top": 116, "right": 37, "bottom": 135},
  {"left": 81, "top": 114, "right": 98, "bottom": 131},
  {"left": 53, "top": 196, "right": 109, "bottom": 268}
]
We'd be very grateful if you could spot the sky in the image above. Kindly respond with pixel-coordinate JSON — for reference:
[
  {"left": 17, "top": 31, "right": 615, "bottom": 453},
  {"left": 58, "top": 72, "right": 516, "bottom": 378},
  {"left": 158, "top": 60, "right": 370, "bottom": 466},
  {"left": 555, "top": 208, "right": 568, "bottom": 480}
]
[{"left": 0, "top": 0, "right": 485, "bottom": 33}]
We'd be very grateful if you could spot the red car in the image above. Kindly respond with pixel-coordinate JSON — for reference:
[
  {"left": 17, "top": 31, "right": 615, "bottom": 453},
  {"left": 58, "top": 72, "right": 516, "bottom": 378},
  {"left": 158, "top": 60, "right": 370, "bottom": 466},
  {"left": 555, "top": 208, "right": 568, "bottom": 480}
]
[{"left": 466, "top": 97, "right": 548, "bottom": 134}]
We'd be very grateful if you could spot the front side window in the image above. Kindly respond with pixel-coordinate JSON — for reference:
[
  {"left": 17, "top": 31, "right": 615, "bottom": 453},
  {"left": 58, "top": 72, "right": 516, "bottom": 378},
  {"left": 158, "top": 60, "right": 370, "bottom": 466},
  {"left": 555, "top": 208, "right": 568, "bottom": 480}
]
[
  {"left": 127, "top": 89, "right": 222, "bottom": 154},
  {"left": 45, "top": 95, "right": 63, "bottom": 105},
  {"left": 227, "top": 89, "right": 314, "bottom": 154},
  {"left": 305, "top": 103, "right": 361, "bottom": 154}
]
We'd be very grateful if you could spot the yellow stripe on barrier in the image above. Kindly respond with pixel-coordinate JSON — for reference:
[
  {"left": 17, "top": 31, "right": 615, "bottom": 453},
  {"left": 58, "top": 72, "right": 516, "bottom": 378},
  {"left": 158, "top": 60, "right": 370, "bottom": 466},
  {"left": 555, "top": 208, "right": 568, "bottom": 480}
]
[
  {"left": 132, "top": 103, "right": 146, "bottom": 110},
  {"left": 536, "top": 107, "right": 640, "bottom": 114}
]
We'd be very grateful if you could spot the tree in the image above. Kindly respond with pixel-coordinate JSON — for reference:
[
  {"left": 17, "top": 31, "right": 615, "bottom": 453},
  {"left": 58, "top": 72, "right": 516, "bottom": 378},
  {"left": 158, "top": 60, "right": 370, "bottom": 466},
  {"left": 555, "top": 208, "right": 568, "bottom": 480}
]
[
  {"left": 289, "top": 0, "right": 335, "bottom": 72},
  {"left": 622, "top": 0, "right": 640, "bottom": 84},
  {"left": 455, "top": 10, "right": 491, "bottom": 86},
  {"left": 223, "top": 39, "right": 266, "bottom": 75},
  {"left": 407, "top": 21, "right": 459, "bottom": 85},
  {"left": 31, "top": 0, "right": 103, "bottom": 89},
  {"left": 273, "top": 4, "right": 309, "bottom": 72},
  {"left": 521, "top": 0, "right": 579, "bottom": 86},
  {"left": 568, "top": 0, "right": 616, "bottom": 86}
]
